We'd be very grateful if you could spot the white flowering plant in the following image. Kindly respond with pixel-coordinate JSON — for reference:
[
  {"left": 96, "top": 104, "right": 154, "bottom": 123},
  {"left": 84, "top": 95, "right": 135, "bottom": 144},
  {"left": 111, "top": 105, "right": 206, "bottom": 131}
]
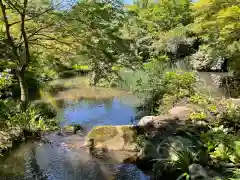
[{"left": 0, "top": 69, "right": 14, "bottom": 95}]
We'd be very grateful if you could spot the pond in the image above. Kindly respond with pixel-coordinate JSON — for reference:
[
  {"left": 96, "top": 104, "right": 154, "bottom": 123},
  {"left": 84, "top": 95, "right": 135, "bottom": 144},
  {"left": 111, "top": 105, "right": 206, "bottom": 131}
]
[
  {"left": 0, "top": 80, "right": 150, "bottom": 180},
  {"left": 57, "top": 95, "right": 140, "bottom": 130}
]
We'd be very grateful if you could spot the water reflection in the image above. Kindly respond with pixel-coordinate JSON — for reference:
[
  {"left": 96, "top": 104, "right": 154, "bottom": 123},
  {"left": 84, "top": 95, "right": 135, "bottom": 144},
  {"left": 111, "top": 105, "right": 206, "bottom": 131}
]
[
  {"left": 25, "top": 146, "right": 48, "bottom": 180},
  {"left": 0, "top": 94, "right": 149, "bottom": 180},
  {"left": 57, "top": 97, "right": 138, "bottom": 130},
  {"left": 0, "top": 140, "right": 150, "bottom": 180}
]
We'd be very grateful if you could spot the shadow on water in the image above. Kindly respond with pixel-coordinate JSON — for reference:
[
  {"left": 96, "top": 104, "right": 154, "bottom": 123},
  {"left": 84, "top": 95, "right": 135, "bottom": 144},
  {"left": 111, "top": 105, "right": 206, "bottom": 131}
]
[
  {"left": 0, "top": 77, "right": 149, "bottom": 180},
  {"left": 0, "top": 136, "right": 150, "bottom": 180}
]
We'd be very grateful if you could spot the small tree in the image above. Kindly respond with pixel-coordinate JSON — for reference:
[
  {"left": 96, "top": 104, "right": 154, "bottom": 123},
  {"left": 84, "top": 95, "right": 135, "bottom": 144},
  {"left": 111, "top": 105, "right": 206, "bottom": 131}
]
[
  {"left": 0, "top": 0, "right": 73, "bottom": 109},
  {"left": 63, "top": 0, "right": 139, "bottom": 85}
]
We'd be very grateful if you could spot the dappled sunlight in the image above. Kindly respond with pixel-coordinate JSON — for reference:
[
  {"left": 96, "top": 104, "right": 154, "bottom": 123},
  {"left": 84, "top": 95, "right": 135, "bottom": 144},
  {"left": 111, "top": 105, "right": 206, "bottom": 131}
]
[{"left": 0, "top": 0, "right": 239, "bottom": 179}]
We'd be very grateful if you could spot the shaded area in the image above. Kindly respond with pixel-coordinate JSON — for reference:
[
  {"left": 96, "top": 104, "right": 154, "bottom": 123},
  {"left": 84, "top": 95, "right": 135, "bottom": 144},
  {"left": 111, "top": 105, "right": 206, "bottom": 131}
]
[{"left": 0, "top": 133, "right": 150, "bottom": 180}]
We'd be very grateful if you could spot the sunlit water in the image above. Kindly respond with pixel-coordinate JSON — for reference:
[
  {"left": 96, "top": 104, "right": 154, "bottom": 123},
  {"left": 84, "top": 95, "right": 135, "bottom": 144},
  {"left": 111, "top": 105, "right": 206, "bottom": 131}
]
[
  {"left": 0, "top": 89, "right": 150, "bottom": 180},
  {"left": 57, "top": 96, "right": 139, "bottom": 130}
]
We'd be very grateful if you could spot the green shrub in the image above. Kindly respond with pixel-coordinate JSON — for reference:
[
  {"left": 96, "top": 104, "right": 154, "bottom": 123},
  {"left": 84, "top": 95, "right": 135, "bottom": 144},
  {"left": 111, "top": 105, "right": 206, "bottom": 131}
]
[
  {"left": 189, "top": 111, "right": 207, "bottom": 121},
  {"left": 219, "top": 103, "right": 240, "bottom": 132},
  {"left": 227, "top": 168, "right": 240, "bottom": 180},
  {"left": 201, "top": 125, "right": 239, "bottom": 162},
  {"left": 0, "top": 100, "right": 58, "bottom": 132},
  {"left": 152, "top": 136, "right": 199, "bottom": 179},
  {"left": 163, "top": 71, "right": 196, "bottom": 96},
  {"left": 0, "top": 69, "right": 13, "bottom": 90},
  {"left": 0, "top": 69, "right": 14, "bottom": 98}
]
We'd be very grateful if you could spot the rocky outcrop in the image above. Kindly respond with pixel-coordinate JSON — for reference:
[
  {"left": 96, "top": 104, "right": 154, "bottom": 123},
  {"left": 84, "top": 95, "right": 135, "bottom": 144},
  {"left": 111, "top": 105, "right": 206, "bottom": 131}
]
[
  {"left": 84, "top": 125, "right": 141, "bottom": 151},
  {"left": 137, "top": 105, "right": 198, "bottom": 137},
  {"left": 168, "top": 105, "right": 195, "bottom": 121},
  {"left": 138, "top": 105, "right": 198, "bottom": 125}
]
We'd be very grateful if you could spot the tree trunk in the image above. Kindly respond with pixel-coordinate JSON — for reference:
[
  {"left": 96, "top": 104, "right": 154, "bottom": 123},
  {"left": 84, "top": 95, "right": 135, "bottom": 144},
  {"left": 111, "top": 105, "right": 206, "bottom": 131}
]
[{"left": 17, "top": 70, "right": 28, "bottom": 110}]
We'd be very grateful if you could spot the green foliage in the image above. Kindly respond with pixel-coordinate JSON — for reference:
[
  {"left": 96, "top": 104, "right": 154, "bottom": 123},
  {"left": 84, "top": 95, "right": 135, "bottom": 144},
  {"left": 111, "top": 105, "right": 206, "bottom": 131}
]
[
  {"left": 0, "top": 69, "right": 14, "bottom": 97},
  {"left": 136, "top": 68, "right": 240, "bottom": 179},
  {"left": 152, "top": 25, "right": 197, "bottom": 59},
  {"left": 230, "top": 141, "right": 240, "bottom": 164},
  {"left": 127, "top": 0, "right": 192, "bottom": 33},
  {"left": 136, "top": 67, "right": 198, "bottom": 115},
  {"left": 189, "top": 111, "right": 207, "bottom": 121},
  {"left": 220, "top": 102, "right": 240, "bottom": 131},
  {"left": 136, "top": 134, "right": 146, "bottom": 151},
  {"left": 0, "top": 100, "right": 58, "bottom": 131},
  {"left": 0, "top": 69, "right": 13, "bottom": 90},
  {"left": 152, "top": 136, "right": 200, "bottom": 179},
  {"left": 200, "top": 125, "right": 239, "bottom": 163},
  {"left": 61, "top": 0, "right": 139, "bottom": 85},
  {"left": 192, "top": 0, "right": 240, "bottom": 74},
  {"left": 227, "top": 168, "right": 240, "bottom": 180},
  {"left": 163, "top": 71, "right": 196, "bottom": 95}
]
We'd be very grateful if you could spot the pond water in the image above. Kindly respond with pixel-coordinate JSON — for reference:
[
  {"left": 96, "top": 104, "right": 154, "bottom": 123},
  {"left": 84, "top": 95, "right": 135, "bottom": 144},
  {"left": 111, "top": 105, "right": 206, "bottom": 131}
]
[
  {"left": 57, "top": 95, "right": 139, "bottom": 131},
  {"left": 197, "top": 72, "right": 229, "bottom": 98},
  {"left": 0, "top": 84, "right": 150, "bottom": 180}
]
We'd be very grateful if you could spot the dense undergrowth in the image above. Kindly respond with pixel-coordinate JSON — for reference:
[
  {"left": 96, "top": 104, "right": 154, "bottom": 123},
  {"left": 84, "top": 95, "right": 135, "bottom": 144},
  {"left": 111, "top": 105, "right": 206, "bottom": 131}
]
[
  {"left": 0, "top": 68, "right": 59, "bottom": 154},
  {"left": 0, "top": 0, "right": 239, "bottom": 179},
  {"left": 130, "top": 60, "right": 240, "bottom": 179}
]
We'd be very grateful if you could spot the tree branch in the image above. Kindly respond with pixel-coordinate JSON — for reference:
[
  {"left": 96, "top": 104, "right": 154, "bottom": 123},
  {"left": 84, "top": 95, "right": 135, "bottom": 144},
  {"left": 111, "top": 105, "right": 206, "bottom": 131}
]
[
  {"left": 5, "top": 0, "right": 22, "bottom": 14},
  {"left": 36, "top": 34, "right": 73, "bottom": 47},
  {"left": 20, "top": 0, "right": 31, "bottom": 67},
  {"left": 27, "top": 23, "right": 54, "bottom": 39},
  {"left": 0, "top": 0, "right": 19, "bottom": 62},
  {"left": 9, "top": 6, "right": 54, "bottom": 26}
]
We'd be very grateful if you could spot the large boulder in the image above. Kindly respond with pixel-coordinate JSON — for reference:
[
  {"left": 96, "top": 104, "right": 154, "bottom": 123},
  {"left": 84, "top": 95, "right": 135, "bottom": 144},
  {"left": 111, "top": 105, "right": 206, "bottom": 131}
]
[
  {"left": 138, "top": 115, "right": 180, "bottom": 137},
  {"left": 168, "top": 105, "right": 194, "bottom": 121},
  {"left": 137, "top": 106, "right": 196, "bottom": 140},
  {"left": 138, "top": 105, "right": 196, "bottom": 128},
  {"left": 138, "top": 115, "right": 179, "bottom": 127},
  {"left": 138, "top": 116, "right": 156, "bottom": 126},
  {"left": 84, "top": 125, "right": 140, "bottom": 151}
]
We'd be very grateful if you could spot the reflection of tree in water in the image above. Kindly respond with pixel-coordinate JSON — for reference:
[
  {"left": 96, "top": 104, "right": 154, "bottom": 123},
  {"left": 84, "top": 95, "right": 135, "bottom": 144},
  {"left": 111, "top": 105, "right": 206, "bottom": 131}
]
[
  {"left": 83, "top": 98, "right": 113, "bottom": 109},
  {"left": 72, "top": 160, "right": 107, "bottom": 180},
  {"left": 55, "top": 99, "right": 65, "bottom": 108},
  {"left": 102, "top": 99, "right": 114, "bottom": 111},
  {"left": 0, "top": 149, "right": 25, "bottom": 180},
  {"left": 25, "top": 145, "right": 48, "bottom": 180},
  {"left": 114, "top": 164, "right": 149, "bottom": 180}
]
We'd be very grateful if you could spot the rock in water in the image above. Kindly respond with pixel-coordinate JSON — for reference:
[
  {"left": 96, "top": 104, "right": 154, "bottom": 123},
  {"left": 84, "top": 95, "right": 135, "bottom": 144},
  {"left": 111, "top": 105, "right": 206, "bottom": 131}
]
[
  {"left": 73, "top": 124, "right": 83, "bottom": 134},
  {"left": 84, "top": 125, "right": 139, "bottom": 151},
  {"left": 138, "top": 116, "right": 156, "bottom": 126}
]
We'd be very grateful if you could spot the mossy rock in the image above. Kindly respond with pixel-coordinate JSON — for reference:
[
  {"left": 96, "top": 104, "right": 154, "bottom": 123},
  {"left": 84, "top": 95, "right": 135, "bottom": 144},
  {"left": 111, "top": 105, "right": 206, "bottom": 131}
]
[
  {"left": 85, "top": 125, "right": 139, "bottom": 151},
  {"left": 87, "top": 126, "right": 118, "bottom": 142}
]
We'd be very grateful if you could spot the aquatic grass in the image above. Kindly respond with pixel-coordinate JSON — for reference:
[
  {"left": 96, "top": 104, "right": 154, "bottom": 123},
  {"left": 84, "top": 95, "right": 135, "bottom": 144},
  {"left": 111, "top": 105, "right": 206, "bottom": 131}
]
[
  {"left": 117, "top": 69, "right": 149, "bottom": 92},
  {"left": 55, "top": 87, "right": 129, "bottom": 100},
  {"left": 49, "top": 76, "right": 90, "bottom": 89},
  {"left": 72, "top": 65, "right": 121, "bottom": 71},
  {"left": 40, "top": 76, "right": 132, "bottom": 104}
]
